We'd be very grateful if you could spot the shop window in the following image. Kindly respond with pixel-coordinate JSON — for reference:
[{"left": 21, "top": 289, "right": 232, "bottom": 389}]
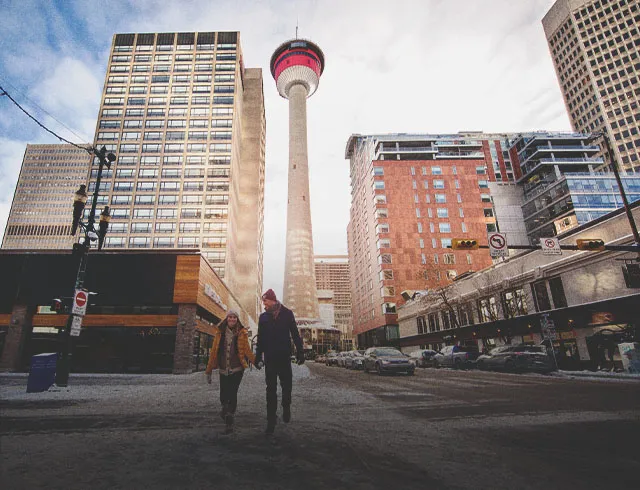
[
  {"left": 531, "top": 281, "right": 551, "bottom": 311},
  {"left": 549, "top": 277, "right": 568, "bottom": 308}
]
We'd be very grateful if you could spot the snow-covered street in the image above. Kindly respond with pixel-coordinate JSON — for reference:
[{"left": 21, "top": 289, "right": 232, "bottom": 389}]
[{"left": 2, "top": 363, "right": 639, "bottom": 489}]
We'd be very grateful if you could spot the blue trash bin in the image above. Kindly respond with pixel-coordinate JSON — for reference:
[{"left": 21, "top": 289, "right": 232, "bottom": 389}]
[{"left": 27, "top": 353, "right": 58, "bottom": 393}]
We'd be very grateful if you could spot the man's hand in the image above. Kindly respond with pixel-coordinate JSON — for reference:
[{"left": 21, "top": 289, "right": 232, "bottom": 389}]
[{"left": 206, "top": 373, "right": 212, "bottom": 384}]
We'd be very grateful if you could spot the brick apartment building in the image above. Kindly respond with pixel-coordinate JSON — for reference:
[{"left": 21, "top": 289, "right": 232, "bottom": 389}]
[{"left": 346, "top": 133, "right": 517, "bottom": 348}]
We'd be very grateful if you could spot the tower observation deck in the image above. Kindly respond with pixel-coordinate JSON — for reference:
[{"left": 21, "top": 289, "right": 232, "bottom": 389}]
[{"left": 270, "top": 39, "right": 325, "bottom": 319}]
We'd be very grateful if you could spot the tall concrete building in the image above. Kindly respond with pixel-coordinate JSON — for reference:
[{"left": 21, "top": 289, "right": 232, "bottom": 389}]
[
  {"left": 2, "top": 144, "right": 91, "bottom": 249},
  {"left": 542, "top": 0, "right": 640, "bottom": 170},
  {"left": 90, "top": 31, "right": 265, "bottom": 321},
  {"left": 345, "top": 132, "right": 516, "bottom": 348},
  {"left": 315, "top": 255, "right": 353, "bottom": 349},
  {"left": 270, "top": 39, "right": 325, "bottom": 319}
]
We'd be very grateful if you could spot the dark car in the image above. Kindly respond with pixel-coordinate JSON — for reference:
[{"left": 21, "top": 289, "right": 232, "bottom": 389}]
[
  {"left": 408, "top": 349, "right": 439, "bottom": 368},
  {"left": 476, "top": 345, "right": 554, "bottom": 373},
  {"left": 363, "top": 347, "right": 415, "bottom": 375}
]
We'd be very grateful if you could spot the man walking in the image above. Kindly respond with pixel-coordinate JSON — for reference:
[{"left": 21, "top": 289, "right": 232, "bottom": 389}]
[{"left": 254, "top": 289, "right": 305, "bottom": 435}]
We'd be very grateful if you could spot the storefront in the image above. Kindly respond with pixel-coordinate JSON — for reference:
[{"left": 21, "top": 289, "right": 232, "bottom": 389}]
[{"left": 0, "top": 250, "right": 253, "bottom": 374}]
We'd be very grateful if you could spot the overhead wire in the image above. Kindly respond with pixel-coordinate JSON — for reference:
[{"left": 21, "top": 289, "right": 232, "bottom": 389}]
[
  {"left": 0, "top": 84, "right": 93, "bottom": 155},
  {"left": 0, "top": 76, "right": 93, "bottom": 144}
]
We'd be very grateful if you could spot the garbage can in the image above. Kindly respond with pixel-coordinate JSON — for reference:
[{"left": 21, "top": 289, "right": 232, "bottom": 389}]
[{"left": 26, "top": 353, "right": 58, "bottom": 393}]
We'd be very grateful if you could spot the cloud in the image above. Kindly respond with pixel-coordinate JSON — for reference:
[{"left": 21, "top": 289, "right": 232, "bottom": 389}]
[{"left": 0, "top": 0, "right": 572, "bottom": 300}]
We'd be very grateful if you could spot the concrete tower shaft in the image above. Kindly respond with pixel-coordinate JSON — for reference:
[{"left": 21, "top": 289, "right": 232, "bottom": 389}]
[{"left": 271, "top": 39, "right": 324, "bottom": 318}]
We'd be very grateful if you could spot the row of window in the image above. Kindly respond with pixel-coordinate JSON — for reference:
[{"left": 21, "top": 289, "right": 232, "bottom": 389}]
[
  {"left": 97, "top": 131, "right": 232, "bottom": 141},
  {"left": 104, "top": 96, "right": 234, "bottom": 106},
  {"left": 107, "top": 73, "right": 234, "bottom": 85},
  {"left": 112, "top": 155, "right": 230, "bottom": 166},
  {"left": 111, "top": 53, "right": 236, "bottom": 63},
  {"left": 85, "top": 208, "right": 229, "bottom": 219},
  {"left": 104, "top": 237, "right": 227, "bottom": 249},
  {"left": 115, "top": 143, "right": 231, "bottom": 153},
  {"left": 99, "top": 118, "right": 232, "bottom": 129},
  {"left": 107, "top": 85, "right": 234, "bottom": 96},
  {"left": 102, "top": 107, "right": 232, "bottom": 118},
  {"left": 373, "top": 180, "right": 489, "bottom": 191}
]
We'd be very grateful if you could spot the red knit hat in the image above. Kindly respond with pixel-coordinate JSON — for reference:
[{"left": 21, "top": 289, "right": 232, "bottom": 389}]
[{"left": 262, "top": 289, "right": 277, "bottom": 302}]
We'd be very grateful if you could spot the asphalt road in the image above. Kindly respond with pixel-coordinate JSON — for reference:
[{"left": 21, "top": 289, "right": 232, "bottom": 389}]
[{"left": 1, "top": 365, "right": 639, "bottom": 490}]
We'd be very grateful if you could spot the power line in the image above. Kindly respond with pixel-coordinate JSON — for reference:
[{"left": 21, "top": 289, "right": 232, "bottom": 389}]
[
  {"left": 0, "top": 84, "right": 93, "bottom": 155},
  {"left": 0, "top": 76, "right": 93, "bottom": 144}
]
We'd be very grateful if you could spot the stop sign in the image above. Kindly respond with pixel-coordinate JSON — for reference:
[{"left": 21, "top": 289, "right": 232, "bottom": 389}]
[{"left": 73, "top": 289, "right": 88, "bottom": 316}]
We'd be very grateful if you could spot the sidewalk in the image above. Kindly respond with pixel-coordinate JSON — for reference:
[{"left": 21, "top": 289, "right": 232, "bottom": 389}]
[{"left": 557, "top": 369, "right": 640, "bottom": 381}]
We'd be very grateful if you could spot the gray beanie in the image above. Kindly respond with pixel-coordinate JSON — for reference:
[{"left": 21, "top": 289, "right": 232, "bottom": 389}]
[{"left": 226, "top": 309, "right": 240, "bottom": 319}]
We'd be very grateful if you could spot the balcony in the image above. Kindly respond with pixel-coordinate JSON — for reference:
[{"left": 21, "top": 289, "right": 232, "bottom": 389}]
[{"left": 436, "top": 151, "right": 485, "bottom": 159}]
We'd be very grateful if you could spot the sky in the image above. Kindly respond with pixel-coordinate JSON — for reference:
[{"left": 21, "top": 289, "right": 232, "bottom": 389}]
[{"left": 0, "top": 0, "right": 572, "bottom": 299}]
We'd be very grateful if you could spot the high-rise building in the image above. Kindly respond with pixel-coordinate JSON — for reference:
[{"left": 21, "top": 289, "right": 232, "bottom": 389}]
[
  {"left": 542, "top": 0, "right": 640, "bottom": 170},
  {"left": 270, "top": 39, "right": 325, "bottom": 319},
  {"left": 2, "top": 144, "right": 91, "bottom": 249},
  {"left": 345, "top": 132, "right": 515, "bottom": 347},
  {"left": 90, "top": 31, "right": 265, "bottom": 321},
  {"left": 315, "top": 255, "right": 353, "bottom": 349}
]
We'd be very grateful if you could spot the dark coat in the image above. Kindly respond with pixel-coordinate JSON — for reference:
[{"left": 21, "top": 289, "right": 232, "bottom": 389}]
[{"left": 255, "top": 304, "right": 304, "bottom": 363}]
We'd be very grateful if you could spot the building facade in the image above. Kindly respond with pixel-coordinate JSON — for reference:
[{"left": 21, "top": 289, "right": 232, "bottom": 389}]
[
  {"left": 88, "top": 31, "right": 265, "bottom": 321},
  {"left": 315, "top": 255, "right": 353, "bottom": 349},
  {"left": 542, "top": 0, "right": 640, "bottom": 170},
  {"left": 2, "top": 144, "right": 91, "bottom": 249},
  {"left": 345, "top": 133, "right": 516, "bottom": 348},
  {"left": 397, "top": 202, "right": 640, "bottom": 370}
]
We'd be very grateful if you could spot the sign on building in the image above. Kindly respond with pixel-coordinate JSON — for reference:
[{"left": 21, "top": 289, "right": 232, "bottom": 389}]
[
  {"left": 70, "top": 314, "right": 83, "bottom": 337},
  {"left": 72, "top": 289, "right": 88, "bottom": 316}
]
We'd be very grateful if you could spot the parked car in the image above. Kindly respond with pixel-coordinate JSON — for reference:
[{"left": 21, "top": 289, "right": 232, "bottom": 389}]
[
  {"left": 434, "top": 345, "right": 479, "bottom": 369},
  {"left": 408, "top": 349, "right": 439, "bottom": 368},
  {"left": 315, "top": 354, "right": 327, "bottom": 363},
  {"left": 336, "top": 352, "right": 350, "bottom": 368},
  {"left": 343, "top": 350, "right": 365, "bottom": 370},
  {"left": 363, "top": 347, "right": 415, "bottom": 375},
  {"left": 476, "top": 345, "right": 554, "bottom": 373},
  {"left": 325, "top": 352, "right": 338, "bottom": 366}
]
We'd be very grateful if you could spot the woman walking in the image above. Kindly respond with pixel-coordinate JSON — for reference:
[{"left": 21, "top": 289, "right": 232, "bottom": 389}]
[{"left": 205, "top": 310, "right": 255, "bottom": 433}]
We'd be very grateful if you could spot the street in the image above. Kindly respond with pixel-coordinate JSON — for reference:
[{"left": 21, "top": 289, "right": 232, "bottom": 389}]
[{"left": 2, "top": 364, "right": 639, "bottom": 490}]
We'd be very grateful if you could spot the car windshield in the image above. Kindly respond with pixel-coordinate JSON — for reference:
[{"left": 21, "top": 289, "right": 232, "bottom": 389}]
[{"left": 376, "top": 349, "right": 403, "bottom": 357}]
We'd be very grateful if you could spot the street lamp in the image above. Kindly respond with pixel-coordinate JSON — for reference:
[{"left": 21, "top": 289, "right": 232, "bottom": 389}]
[{"left": 55, "top": 145, "right": 115, "bottom": 387}]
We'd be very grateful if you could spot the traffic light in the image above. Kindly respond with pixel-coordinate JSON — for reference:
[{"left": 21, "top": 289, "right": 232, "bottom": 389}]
[
  {"left": 576, "top": 238, "right": 605, "bottom": 251},
  {"left": 451, "top": 238, "right": 479, "bottom": 250},
  {"left": 51, "top": 298, "right": 65, "bottom": 314}
]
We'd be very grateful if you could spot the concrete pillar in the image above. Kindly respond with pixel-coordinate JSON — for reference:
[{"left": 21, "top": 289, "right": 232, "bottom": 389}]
[
  {"left": 173, "top": 304, "right": 197, "bottom": 374},
  {"left": 283, "top": 83, "right": 320, "bottom": 319},
  {"left": 0, "top": 304, "right": 35, "bottom": 372}
]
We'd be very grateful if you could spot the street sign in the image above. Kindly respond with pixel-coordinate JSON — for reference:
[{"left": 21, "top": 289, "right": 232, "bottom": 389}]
[
  {"left": 70, "top": 314, "right": 83, "bottom": 337},
  {"left": 488, "top": 232, "right": 508, "bottom": 258},
  {"left": 72, "top": 289, "right": 88, "bottom": 316},
  {"left": 540, "top": 314, "right": 557, "bottom": 340},
  {"left": 540, "top": 237, "right": 562, "bottom": 256}
]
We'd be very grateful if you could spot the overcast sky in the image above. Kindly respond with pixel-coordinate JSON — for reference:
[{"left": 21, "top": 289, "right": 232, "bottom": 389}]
[{"left": 0, "top": 0, "right": 571, "bottom": 299}]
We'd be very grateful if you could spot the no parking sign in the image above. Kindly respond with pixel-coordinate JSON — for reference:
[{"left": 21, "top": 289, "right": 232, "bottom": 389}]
[{"left": 488, "top": 232, "right": 508, "bottom": 258}]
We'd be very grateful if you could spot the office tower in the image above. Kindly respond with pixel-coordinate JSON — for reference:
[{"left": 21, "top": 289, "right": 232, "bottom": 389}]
[
  {"left": 508, "top": 131, "right": 640, "bottom": 242},
  {"left": 2, "top": 144, "right": 91, "bottom": 249},
  {"left": 91, "top": 31, "right": 265, "bottom": 321},
  {"left": 315, "top": 255, "right": 353, "bottom": 349},
  {"left": 345, "top": 133, "right": 514, "bottom": 348},
  {"left": 542, "top": 0, "right": 640, "bottom": 170},
  {"left": 270, "top": 39, "right": 325, "bottom": 319}
]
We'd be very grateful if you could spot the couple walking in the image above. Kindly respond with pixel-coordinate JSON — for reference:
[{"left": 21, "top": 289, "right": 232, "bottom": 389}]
[{"left": 205, "top": 289, "right": 305, "bottom": 435}]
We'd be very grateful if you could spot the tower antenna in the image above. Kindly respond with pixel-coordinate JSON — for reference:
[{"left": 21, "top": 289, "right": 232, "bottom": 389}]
[{"left": 296, "top": 18, "right": 299, "bottom": 39}]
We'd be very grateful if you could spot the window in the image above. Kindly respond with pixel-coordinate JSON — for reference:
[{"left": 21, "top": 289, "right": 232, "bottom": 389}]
[
  {"left": 381, "top": 286, "right": 395, "bottom": 297},
  {"left": 483, "top": 208, "right": 494, "bottom": 217},
  {"left": 486, "top": 223, "right": 497, "bottom": 233},
  {"left": 373, "top": 166, "right": 384, "bottom": 176},
  {"left": 379, "top": 254, "right": 392, "bottom": 264},
  {"left": 549, "top": 277, "right": 568, "bottom": 308},
  {"left": 376, "top": 223, "right": 389, "bottom": 234},
  {"left": 439, "top": 223, "right": 451, "bottom": 233},
  {"left": 476, "top": 166, "right": 487, "bottom": 174},
  {"left": 133, "top": 209, "right": 154, "bottom": 219},
  {"left": 478, "top": 296, "right": 499, "bottom": 322},
  {"left": 437, "top": 208, "right": 448, "bottom": 218},
  {"left": 431, "top": 166, "right": 442, "bottom": 175},
  {"left": 532, "top": 281, "right": 552, "bottom": 311},
  {"left": 502, "top": 288, "right": 528, "bottom": 318},
  {"left": 435, "top": 194, "right": 446, "bottom": 203},
  {"left": 417, "top": 222, "right": 423, "bottom": 233},
  {"left": 377, "top": 239, "right": 390, "bottom": 249},
  {"left": 433, "top": 180, "right": 445, "bottom": 189},
  {"left": 444, "top": 253, "right": 455, "bottom": 264},
  {"left": 461, "top": 223, "right": 467, "bottom": 233},
  {"left": 419, "top": 238, "right": 425, "bottom": 248},
  {"left": 478, "top": 180, "right": 489, "bottom": 188},
  {"left": 441, "top": 238, "right": 452, "bottom": 248},
  {"left": 481, "top": 194, "right": 492, "bottom": 203},
  {"left": 374, "top": 181, "right": 385, "bottom": 190}
]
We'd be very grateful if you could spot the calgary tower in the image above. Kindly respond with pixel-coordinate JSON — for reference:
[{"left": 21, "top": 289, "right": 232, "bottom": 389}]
[{"left": 270, "top": 39, "right": 325, "bottom": 319}]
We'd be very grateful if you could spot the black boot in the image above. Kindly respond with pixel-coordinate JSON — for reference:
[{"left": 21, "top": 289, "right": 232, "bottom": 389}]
[
  {"left": 283, "top": 405, "right": 291, "bottom": 423},
  {"left": 266, "top": 418, "right": 276, "bottom": 435},
  {"left": 224, "top": 413, "right": 234, "bottom": 434}
]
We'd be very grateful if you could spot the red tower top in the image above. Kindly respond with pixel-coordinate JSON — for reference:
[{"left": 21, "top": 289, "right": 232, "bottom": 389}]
[{"left": 270, "top": 39, "right": 325, "bottom": 99}]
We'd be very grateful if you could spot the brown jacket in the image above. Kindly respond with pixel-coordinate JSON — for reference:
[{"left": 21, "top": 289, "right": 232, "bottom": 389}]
[{"left": 205, "top": 323, "right": 255, "bottom": 374}]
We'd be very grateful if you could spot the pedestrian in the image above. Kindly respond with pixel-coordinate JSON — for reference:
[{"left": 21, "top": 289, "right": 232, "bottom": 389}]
[
  {"left": 254, "top": 289, "right": 305, "bottom": 435},
  {"left": 205, "top": 310, "right": 255, "bottom": 434}
]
